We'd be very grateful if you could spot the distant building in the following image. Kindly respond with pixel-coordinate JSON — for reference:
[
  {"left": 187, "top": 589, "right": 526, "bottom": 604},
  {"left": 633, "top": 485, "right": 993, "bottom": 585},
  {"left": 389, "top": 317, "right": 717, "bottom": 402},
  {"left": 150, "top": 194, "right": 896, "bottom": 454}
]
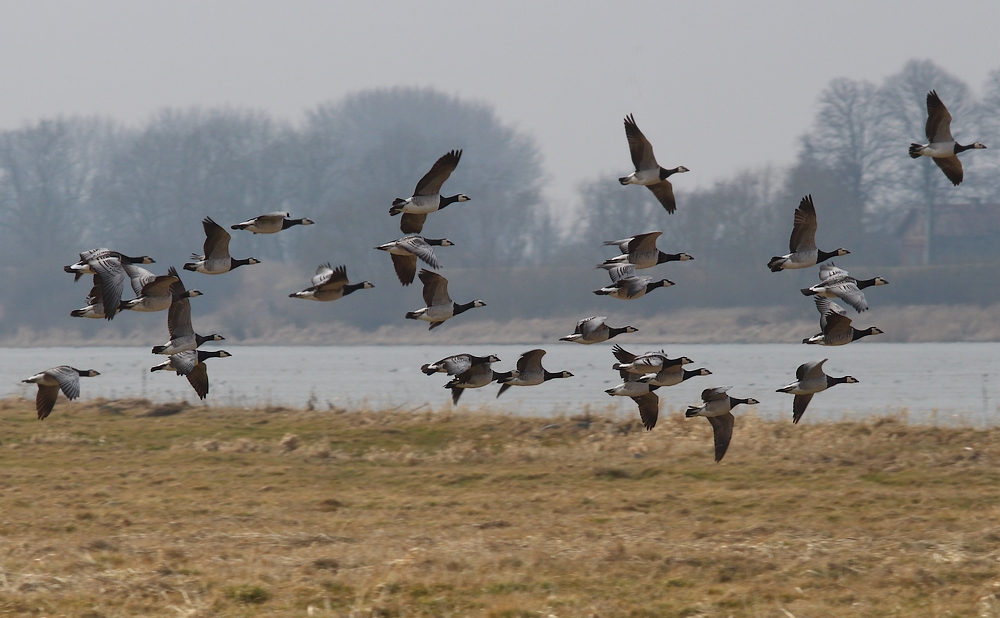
[{"left": 898, "top": 202, "right": 1000, "bottom": 265}]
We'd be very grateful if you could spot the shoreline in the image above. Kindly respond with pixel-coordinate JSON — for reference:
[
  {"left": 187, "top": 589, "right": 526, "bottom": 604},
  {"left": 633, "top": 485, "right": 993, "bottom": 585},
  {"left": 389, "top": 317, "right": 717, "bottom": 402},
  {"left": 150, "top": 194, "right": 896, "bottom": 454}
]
[{"left": 2, "top": 303, "right": 1000, "bottom": 346}]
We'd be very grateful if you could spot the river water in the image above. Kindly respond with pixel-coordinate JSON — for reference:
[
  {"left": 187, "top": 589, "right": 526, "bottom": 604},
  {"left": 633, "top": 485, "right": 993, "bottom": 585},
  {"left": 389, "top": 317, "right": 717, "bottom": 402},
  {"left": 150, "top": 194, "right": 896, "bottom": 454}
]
[{"left": 2, "top": 343, "right": 998, "bottom": 425}]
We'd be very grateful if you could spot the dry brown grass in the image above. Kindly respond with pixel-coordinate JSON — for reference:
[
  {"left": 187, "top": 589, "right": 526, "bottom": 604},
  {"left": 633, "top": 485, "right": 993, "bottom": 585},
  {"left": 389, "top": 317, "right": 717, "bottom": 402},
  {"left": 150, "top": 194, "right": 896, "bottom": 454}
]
[{"left": 0, "top": 396, "right": 999, "bottom": 617}]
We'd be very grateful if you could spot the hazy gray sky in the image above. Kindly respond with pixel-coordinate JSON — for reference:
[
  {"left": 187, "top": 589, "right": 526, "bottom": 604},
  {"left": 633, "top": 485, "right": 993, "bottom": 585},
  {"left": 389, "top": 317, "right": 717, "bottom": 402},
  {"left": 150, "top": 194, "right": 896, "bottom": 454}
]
[{"left": 1, "top": 1, "right": 997, "bottom": 204}]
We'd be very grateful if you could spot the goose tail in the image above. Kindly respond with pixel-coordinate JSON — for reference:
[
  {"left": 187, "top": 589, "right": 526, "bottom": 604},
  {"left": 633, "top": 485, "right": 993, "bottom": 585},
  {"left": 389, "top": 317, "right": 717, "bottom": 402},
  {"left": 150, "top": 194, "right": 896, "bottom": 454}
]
[
  {"left": 908, "top": 143, "right": 924, "bottom": 159},
  {"left": 684, "top": 406, "right": 701, "bottom": 418},
  {"left": 767, "top": 257, "right": 785, "bottom": 272}
]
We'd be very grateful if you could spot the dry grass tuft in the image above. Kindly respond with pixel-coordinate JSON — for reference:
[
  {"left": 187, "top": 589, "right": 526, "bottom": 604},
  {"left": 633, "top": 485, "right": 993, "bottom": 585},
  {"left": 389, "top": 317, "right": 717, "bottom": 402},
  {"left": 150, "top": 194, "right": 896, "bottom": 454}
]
[{"left": 0, "top": 397, "right": 999, "bottom": 616}]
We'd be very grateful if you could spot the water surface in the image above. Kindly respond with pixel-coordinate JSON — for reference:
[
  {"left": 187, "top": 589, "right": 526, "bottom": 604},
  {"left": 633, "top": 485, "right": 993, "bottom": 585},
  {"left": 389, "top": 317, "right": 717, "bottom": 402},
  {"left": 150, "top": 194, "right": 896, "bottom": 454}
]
[{"left": 3, "top": 343, "right": 998, "bottom": 425}]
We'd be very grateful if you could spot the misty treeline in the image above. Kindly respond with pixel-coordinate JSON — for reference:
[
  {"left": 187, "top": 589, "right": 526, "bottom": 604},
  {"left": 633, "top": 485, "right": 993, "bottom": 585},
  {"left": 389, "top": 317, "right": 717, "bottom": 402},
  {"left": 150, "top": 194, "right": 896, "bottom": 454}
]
[{"left": 1, "top": 60, "right": 998, "bottom": 338}]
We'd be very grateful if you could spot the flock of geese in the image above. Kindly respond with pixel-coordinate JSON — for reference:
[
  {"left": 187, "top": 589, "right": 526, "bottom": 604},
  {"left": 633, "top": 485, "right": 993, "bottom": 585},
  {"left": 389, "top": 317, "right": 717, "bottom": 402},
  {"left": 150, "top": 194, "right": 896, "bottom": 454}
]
[{"left": 22, "top": 90, "right": 986, "bottom": 462}]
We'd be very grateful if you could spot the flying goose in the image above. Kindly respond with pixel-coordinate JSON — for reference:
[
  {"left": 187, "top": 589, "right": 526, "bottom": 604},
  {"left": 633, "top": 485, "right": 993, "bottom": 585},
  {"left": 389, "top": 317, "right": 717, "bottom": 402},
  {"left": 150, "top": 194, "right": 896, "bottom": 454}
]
[
  {"left": 559, "top": 316, "right": 637, "bottom": 344},
  {"left": 152, "top": 276, "right": 224, "bottom": 355},
  {"left": 611, "top": 344, "right": 691, "bottom": 376},
  {"left": 909, "top": 90, "right": 986, "bottom": 186},
  {"left": 231, "top": 211, "right": 314, "bottom": 234},
  {"left": 121, "top": 267, "right": 202, "bottom": 313},
  {"left": 767, "top": 196, "right": 849, "bottom": 272},
  {"left": 605, "top": 379, "right": 662, "bottom": 431},
  {"left": 800, "top": 263, "right": 888, "bottom": 313},
  {"left": 639, "top": 366, "right": 712, "bottom": 388},
  {"left": 600, "top": 231, "right": 693, "bottom": 269},
  {"left": 593, "top": 264, "right": 673, "bottom": 300},
  {"left": 389, "top": 150, "right": 470, "bottom": 234},
  {"left": 445, "top": 361, "right": 503, "bottom": 405},
  {"left": 22, "top": 366, "right": 100, "bottom": 420},
  {"left": 183, "top": 217, "right": 260, "bottom": 274},
  {"left": 405, "top": 269, "right": 485, "bottom": 330},
  {"left": 375, "top": 236, "right": 454, "bottom": 286},
  {"left": 685, "top": 387, "right": 759, "bottom": 462},
  {"left": 70, "top": 279, "right": 106, "bottom": 319},
  {"left": 619, "top": 114, "right": 689, "bottom": 213},
  {"left": 64, "top": 249, "right": 155, "bottom": 282},
  {"left": 494, "top": 349, "right": 573, "bottom": 398},
  {"left": 63, "top": 249, "right": 137, "bottom": 320},
  {"left": 803, "top": 297, "right": 883, "bottom": 346},
  {"left": 289, "top": 264, "right": 374, "bottom": 301},
  {"left": 777, "top": 359, "right": 858, "bottom": 424},
  {"left": 421, "top": 353, "right": 501, "bottom": 376},
  {"left": 150, "top": 349, "right": 232, "bottom": 400}
]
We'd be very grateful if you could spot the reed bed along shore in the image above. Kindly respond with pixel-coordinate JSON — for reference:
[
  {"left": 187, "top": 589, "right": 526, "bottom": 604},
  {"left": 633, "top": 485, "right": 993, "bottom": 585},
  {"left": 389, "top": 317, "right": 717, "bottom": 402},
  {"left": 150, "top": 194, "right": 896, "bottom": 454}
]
[
  {"left": 0, "top": 397, "right": 999, "bottom": 617},
  {"left": 5, "top": 303, "right": 1000, "bottom": 347}
]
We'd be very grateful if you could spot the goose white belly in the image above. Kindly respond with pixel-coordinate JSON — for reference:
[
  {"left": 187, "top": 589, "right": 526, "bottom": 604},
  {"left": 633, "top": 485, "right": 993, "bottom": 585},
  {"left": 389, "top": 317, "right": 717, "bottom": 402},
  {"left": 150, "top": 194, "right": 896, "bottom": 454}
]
[
  {"left": 608, "top": 289, "right": 644, "bottom": 300},
  {"left": 779, "top": 378, "right": 827, "bottom": 395},
  {"left": 604, "top": 252, "right": 656, "bottom": 269},
  {"left": 689, "top": 399, "right": 731, "bottom": 418},
  {"left": 503, "top": 372, "right": 543, "bottom": 387},
  {"left": 413, "top": 303, "right": 455, "bottom": 322},
  {"left": 385, "top": 245, "right": 412, "bottom": 256},
  {"left": 155, "top": 336, "right": 196, "bottom": 355},
  {"left": 917, "top": 142, "right": 957, "bottom": 158},
  {"left": 72, "top": 304, "right": 105, "bottom": 319},
  {"left": 24, "top": 372, "right": 58, "bottom": 387},
  {"left": 776, "top": 249, "right": 819, "bottom": 270},
  {"left": 125, "top": 296, "right": 172, "bottom": 312},
  {"left": 607, "top": 381, "right": 651, "bottom": 397},
  {"left": 645, "top": 369, "right": 683, "bottom": 387},
  {"left": 197, "top": 258, "right": 231, "bottom": 275},
  {"left": 622, "top": 168, "right": 661, "bottom": 186},
  {"left": 453, "top": 372, "right": 493, "bottom": 389},
  {"left": 397, "top": 194, "right": 441, "bottom": 214}
]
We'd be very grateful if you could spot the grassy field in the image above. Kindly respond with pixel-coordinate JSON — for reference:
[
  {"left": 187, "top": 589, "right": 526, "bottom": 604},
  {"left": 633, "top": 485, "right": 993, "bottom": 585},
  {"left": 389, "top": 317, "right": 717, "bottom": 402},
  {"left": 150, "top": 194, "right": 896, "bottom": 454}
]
[{"left": 0, "top": 397, "right": 999, "bottom": 617}]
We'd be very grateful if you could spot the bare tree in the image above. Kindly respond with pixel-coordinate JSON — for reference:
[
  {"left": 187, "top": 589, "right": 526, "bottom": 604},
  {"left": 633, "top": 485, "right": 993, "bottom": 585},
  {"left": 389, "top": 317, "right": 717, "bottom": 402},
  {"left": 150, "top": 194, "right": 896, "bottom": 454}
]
[
  {"left": 800, "top": 78, "right": 896, "bottom": 236},
  {"left": 0, "top": 118, "right": 117, "bottom": 332}
]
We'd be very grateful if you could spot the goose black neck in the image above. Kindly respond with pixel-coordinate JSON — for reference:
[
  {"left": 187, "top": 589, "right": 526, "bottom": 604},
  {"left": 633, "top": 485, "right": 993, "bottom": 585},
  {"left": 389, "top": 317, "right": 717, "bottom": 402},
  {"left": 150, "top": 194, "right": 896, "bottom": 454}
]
[
  {"left": 646, "top": 280, "right": 668, "bottom": 292},
  {"left": 343, "top": 282, "right": 368, "bottom": 296},
  {"left": 608, "top": 326, "right": 630, "bottom": 338},
  {"left": 954, "top": 142, "right": 973, "bottom": 154},
  {"left": 493, "top": 370, "right": 512, "bottom": 382},
  {"left": 827, "top": 375, "right": 851, "bottom": 387},
  {"left": 659, "top": 167, "right": 680, "bottom": 180},
  {"left": 195, "top": 333, "right": 219, "bottom": 346},
  {"left": 852, "top": 328, "right": 873, "bottom": 341},
  {"left": 816, "top": 249, "right": 842, "bottom": 262},
  {"left": 453, "top": 300, "right": 479, "bottom": 315},
  {"left": 730, "top": 397, "right": 751, "bottom": 407},
  {"left": 856, "top": 278, "right": 879, "bottom": 289},
  {"left": 682, "top": 368, "right": 705, "bottom": 381},
  {"left": 439, "top": 194, "right": 463, "bottom": 209},
  {"left": 657, "top": 252, "right": 683, "bottom": 264},
  {"left": 426, "top": 238, "right": 449, "bottom": 246},
  {"left": 542, "top": 370, "right": 564, "bottom": 381},
  {"left": 230, "top": 258, "right": 255, "bottom": 270},
  {"left": 282, "top": 218, "right": 306, "bottom": 229},
  {"left": 197, "top": 350, "right": 226, "bottom": 361}
]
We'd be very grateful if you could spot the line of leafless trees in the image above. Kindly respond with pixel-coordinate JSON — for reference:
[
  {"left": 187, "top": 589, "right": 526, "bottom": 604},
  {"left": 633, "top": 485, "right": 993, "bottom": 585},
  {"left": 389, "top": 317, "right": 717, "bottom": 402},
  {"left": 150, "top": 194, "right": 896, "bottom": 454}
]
[{"left": 0, "top": 60, "right": 997, "bottom": 337}]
